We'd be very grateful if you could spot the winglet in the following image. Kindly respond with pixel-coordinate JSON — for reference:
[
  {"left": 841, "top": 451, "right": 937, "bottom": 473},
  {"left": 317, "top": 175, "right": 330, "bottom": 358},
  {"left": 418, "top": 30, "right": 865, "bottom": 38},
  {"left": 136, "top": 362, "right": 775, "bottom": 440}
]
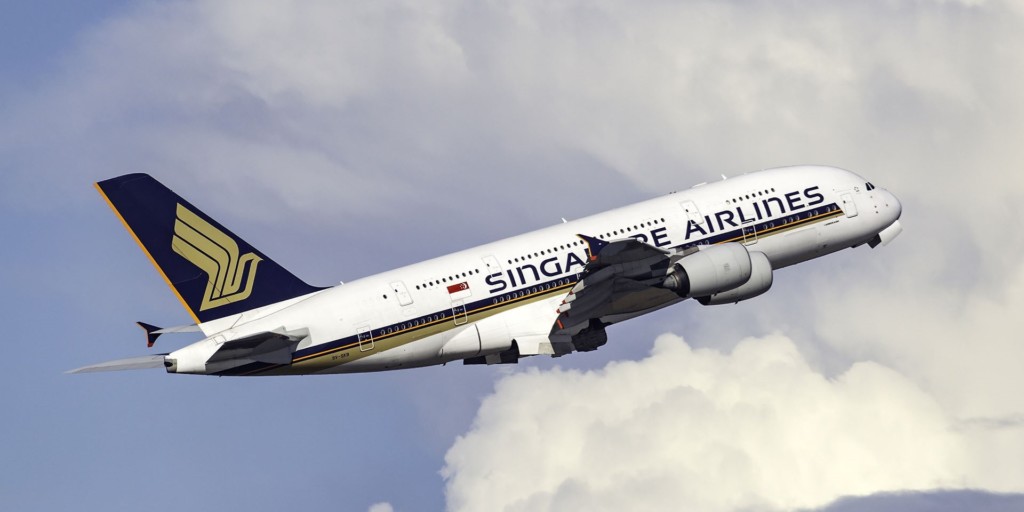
[
  {"left": 576, "top": 234, "right": 608, "bottom": 261},
  {"left": 136, "top": 322, "right": 162, "bottom": 348}
]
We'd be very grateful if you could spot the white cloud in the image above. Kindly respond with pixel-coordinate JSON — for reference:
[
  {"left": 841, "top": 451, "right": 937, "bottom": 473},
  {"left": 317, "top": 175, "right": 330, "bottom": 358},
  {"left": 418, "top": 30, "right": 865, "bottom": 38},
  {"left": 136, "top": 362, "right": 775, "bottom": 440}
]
[
  {"left": 776, "top": 248, "right": 1024, "bottom": 494},
  {"left": 810, "top": 254, "right": 1024, "bottom": 418},
  {"left": 443, "top": 333, "right": 1017, "bottom": 512},
  {"left": 5, "top": 0, "right": 1024, "bottom": 232},
  {"left": 367, "top": 502, "right": 394, "bottom": 512}
]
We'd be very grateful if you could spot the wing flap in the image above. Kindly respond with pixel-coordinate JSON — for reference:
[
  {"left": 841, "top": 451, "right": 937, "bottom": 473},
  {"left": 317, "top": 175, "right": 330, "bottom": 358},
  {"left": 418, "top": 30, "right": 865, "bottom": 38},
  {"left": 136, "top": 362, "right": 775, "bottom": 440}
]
[{"left": 554, "top": 235, "right": 686, "bottom": 336}]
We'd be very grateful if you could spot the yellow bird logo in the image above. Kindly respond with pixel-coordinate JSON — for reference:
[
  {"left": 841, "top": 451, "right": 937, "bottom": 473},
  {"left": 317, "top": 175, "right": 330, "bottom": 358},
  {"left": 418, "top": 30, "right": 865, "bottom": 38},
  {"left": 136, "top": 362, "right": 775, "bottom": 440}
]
[{"left": 171, "top": 204, "right": 261, "bottom": 311}]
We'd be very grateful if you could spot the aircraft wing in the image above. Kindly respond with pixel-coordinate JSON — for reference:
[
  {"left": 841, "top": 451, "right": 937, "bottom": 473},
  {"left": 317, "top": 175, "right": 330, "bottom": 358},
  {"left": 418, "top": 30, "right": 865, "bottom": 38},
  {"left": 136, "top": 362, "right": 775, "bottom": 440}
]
[{"left": 552, "top": 235, "right": 688, "bottom": 341}]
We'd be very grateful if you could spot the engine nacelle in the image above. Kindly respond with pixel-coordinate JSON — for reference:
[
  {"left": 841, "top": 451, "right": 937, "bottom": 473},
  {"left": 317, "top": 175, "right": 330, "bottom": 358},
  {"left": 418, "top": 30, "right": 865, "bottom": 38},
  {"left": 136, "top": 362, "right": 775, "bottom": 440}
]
[
  {"left": 662, "top": 242, "right": 752, "bottom": 298},
  {"left": 697, "top": 251, "right": 773, "bottom": 305}
]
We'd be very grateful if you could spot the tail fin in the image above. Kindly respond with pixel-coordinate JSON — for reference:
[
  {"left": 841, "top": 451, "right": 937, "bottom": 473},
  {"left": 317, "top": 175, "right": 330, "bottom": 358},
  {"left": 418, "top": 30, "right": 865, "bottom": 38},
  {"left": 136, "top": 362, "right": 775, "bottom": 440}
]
[{"left": 96, "top": 174, "right": 324, "bottom": 323}]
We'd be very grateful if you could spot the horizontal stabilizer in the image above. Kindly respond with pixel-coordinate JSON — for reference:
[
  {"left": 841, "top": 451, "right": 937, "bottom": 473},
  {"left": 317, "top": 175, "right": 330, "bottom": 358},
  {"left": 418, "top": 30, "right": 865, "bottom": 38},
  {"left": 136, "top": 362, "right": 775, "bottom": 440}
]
[
  {"left": 152, "top": 324, "right": 201, "bottom": 334},
  {"left": 67, "top": 354, "right": 167, "bottom": 374},
  {"left": 137, "top": 322, "right": 162, "bottom": 347},
  {"left": 136, "top": 321, "right": 201, "bottom": 348}
]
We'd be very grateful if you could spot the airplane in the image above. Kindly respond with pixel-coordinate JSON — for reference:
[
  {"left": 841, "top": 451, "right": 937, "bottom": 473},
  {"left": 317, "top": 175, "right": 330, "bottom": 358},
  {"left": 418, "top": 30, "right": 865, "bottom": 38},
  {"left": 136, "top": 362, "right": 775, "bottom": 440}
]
[{"left": 70, "top": 165, "right": 902, "bottom": 376}]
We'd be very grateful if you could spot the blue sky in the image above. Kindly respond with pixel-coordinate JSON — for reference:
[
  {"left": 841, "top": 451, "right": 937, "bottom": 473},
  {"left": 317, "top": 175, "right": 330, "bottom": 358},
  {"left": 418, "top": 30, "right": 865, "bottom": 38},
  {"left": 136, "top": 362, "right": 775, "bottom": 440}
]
[
  {"left": 0, "top": 1, "right": 127, "bottom": 91},
  {"left": 2, "top": 1, "right": 1024, "bottom": 511}
]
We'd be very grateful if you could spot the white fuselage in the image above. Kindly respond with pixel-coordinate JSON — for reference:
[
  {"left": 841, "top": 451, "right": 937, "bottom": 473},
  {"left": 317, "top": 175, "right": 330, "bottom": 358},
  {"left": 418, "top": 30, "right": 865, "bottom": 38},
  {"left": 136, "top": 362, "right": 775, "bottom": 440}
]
[{"left": 167, "top": 165, "right": 902, "bottom": 375}]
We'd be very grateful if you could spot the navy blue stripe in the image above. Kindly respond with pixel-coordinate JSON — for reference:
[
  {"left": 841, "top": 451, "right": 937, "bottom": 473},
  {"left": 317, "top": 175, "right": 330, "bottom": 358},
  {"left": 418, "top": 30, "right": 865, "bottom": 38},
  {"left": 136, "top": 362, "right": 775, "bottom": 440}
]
[
  {"left": 214, "top": 203, "right": 843, "bottom": 376},
  {"left": 673, "top": 202, "right": 842, "bottom": 251}
]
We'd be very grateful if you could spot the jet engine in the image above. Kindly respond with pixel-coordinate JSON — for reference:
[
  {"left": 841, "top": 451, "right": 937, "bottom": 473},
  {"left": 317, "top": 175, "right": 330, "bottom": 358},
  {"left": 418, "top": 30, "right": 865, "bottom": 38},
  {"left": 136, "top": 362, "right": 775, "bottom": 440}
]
[
  {"left": 661, "top": 242, "right": 752, "bottom": 298},
  {"left": 696, "top": 250, "right": 773, "bottom": 305}
]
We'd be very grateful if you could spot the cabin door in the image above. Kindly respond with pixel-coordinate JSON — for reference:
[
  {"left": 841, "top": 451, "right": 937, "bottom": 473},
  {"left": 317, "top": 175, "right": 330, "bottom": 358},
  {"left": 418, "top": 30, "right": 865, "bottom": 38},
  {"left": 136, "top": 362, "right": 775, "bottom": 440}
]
[{"left": 841, "top": 193, "right": 858, "bottom": 218}]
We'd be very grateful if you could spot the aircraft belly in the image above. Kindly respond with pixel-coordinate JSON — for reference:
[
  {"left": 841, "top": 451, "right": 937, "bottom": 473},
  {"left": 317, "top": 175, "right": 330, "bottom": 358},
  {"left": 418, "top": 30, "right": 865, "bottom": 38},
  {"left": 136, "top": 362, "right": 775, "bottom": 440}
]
[
  {"left": 764, "top": 226, "right": 822, "bottom": 269},
  {"left": 335, "top": 333, "right": 447, "bottom": 372},
  {"left": 240, "top": 284, "right": 572, "bottom": 375}
]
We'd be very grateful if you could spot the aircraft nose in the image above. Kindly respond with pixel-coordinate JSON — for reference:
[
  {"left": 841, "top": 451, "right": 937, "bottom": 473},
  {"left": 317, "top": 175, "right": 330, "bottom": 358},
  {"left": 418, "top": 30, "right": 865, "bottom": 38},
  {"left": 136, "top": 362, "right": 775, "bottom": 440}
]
[
  {"left": 882, "top": 188, "right": 902, "bottom": 222},
  {"left": 868, "top": 187, "right": 904, "bottom": 248},
  {"left": 884, "top": 188, "right": 901, "bottom": 220}
]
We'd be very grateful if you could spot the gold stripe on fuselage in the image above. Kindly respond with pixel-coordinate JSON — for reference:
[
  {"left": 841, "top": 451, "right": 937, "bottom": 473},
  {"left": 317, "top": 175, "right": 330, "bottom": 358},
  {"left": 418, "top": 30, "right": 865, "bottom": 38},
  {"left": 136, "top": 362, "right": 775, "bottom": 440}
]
[
  {"left": 247, "top": 207, "right": 844, "bottom": 375},
  {"left": 250, "top": 282, "right": 576, "bottom": 375}
]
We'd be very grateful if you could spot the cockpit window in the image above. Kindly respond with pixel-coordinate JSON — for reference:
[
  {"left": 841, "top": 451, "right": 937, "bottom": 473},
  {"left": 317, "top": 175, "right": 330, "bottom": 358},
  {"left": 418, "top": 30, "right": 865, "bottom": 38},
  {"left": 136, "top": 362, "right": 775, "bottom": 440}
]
[{"left": 866, "top": 182, "right": 875, "bottom": 191}]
